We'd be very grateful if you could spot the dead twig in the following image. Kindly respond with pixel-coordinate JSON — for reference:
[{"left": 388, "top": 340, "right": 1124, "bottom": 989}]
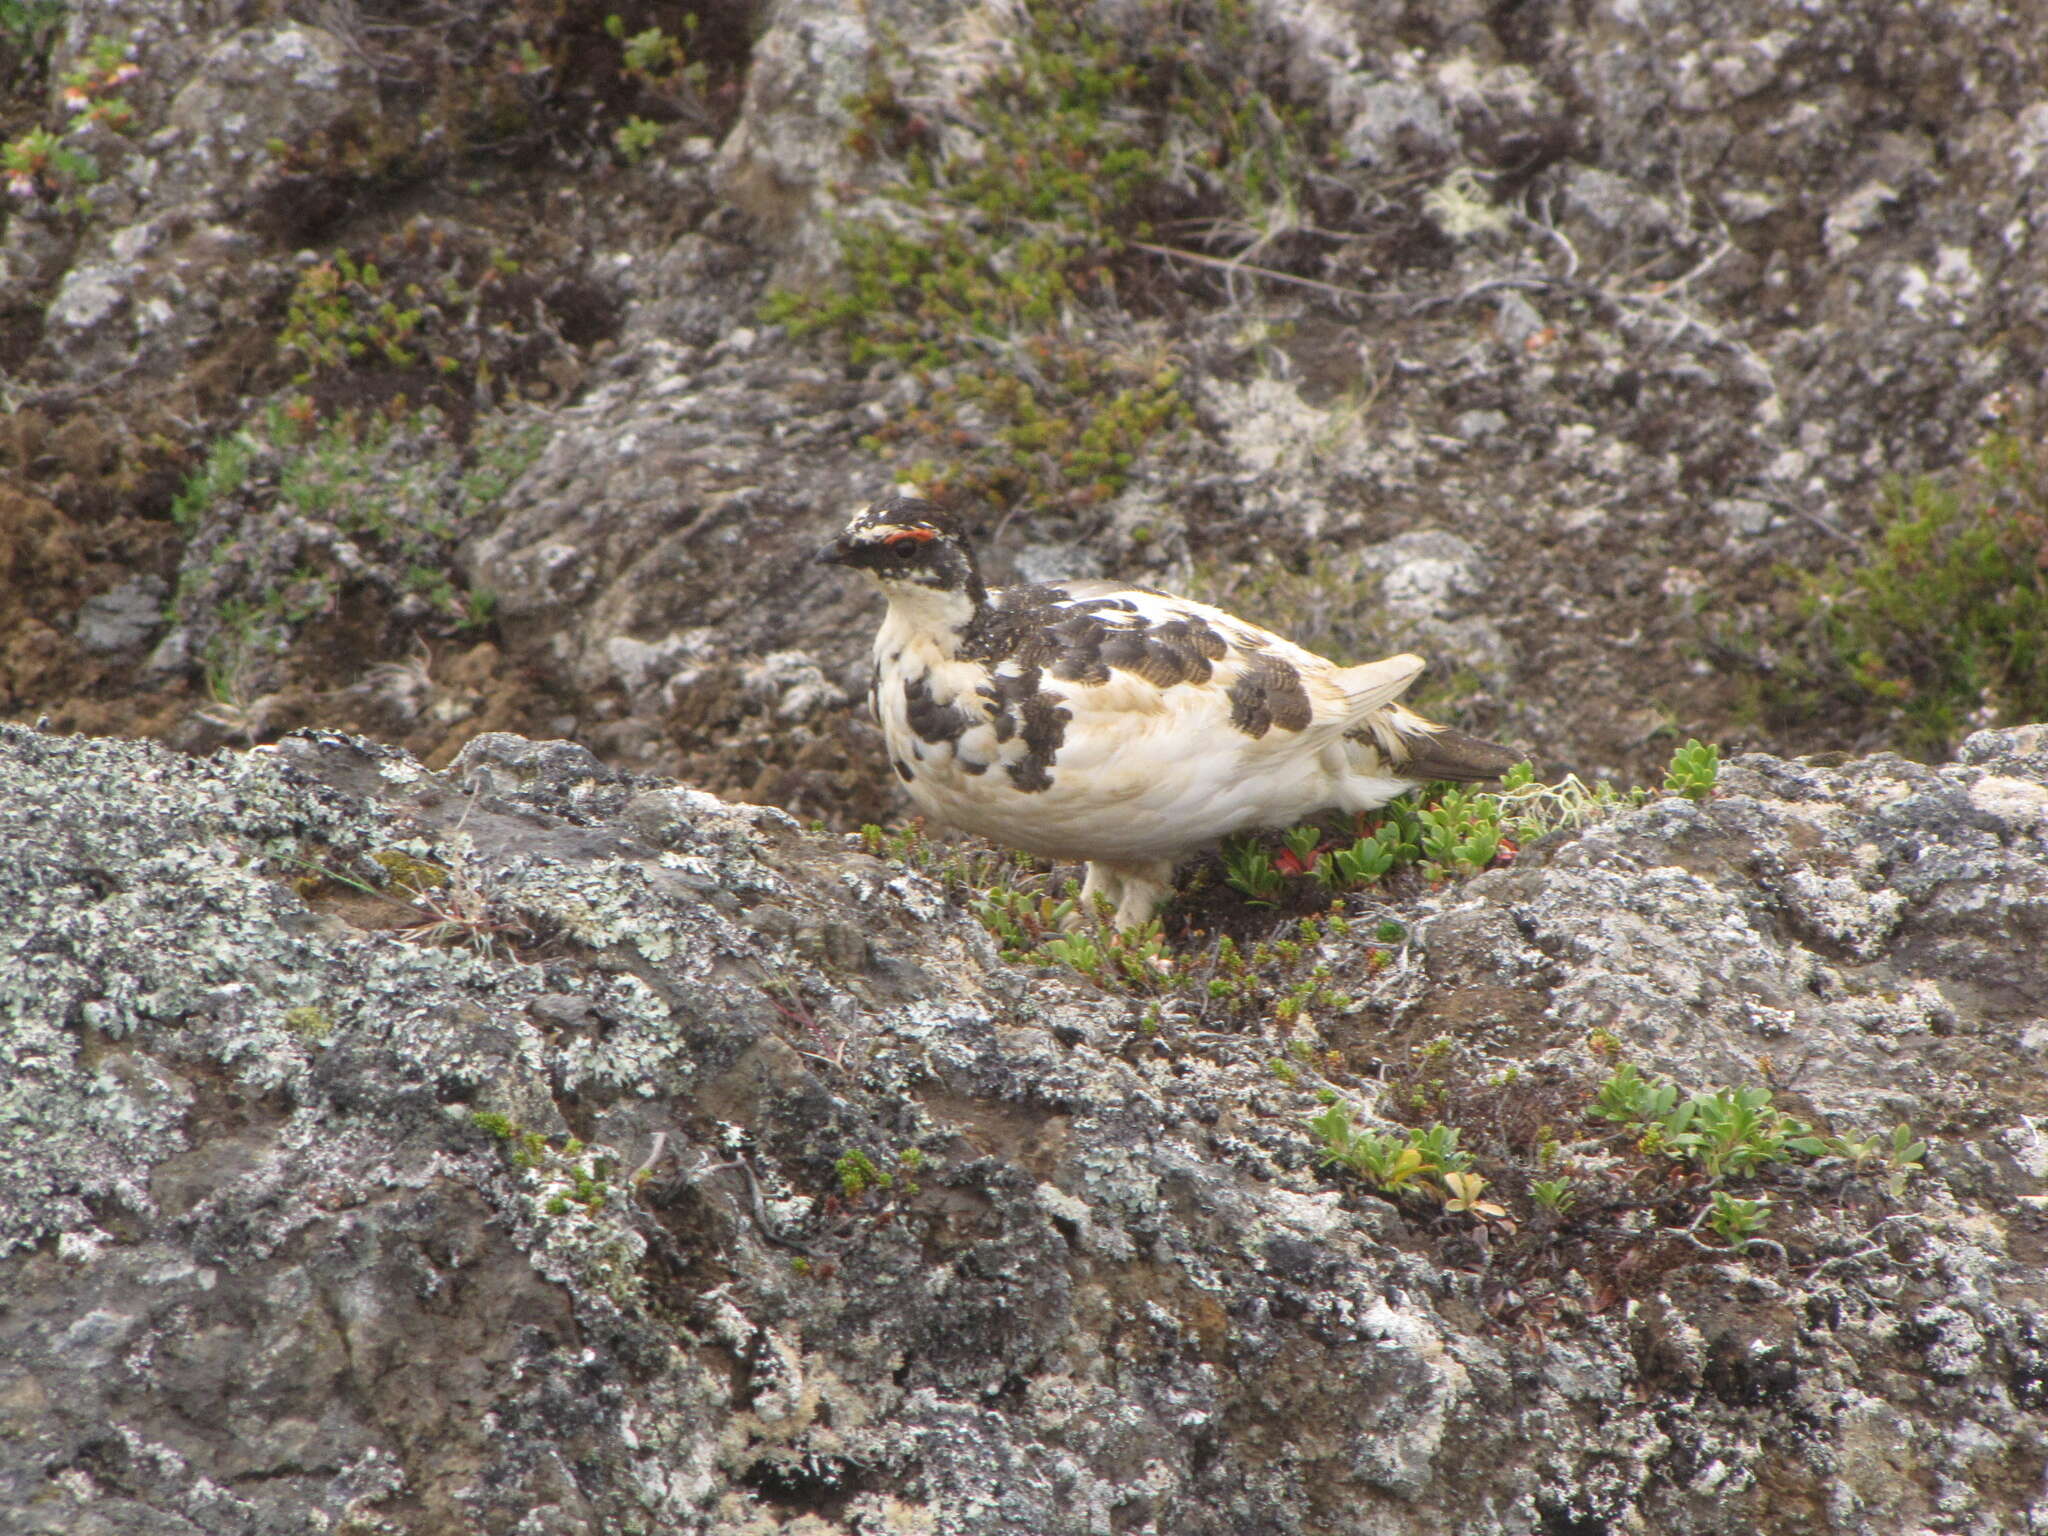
[{"left": 1129, "top": 240, "right": 1390, "bottom": 307}]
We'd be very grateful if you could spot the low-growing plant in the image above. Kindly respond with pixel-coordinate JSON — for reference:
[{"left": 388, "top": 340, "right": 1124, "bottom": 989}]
[
  {"left": 1221, "top": 835, "right": 1286, "bottom": 901},
  {"left": 1309, "top": 1102, "right": 1470, "bottom": 1195},
  {"left": 3, "top": 31, "right": 139, "bottom": 201},
  {"left": 1782, "top": 433, "right": 2048, "bottom": 755},
  {"left": 835, "top": 1148, "right": 892, "bottom": 1200},
  {"left": 1315, "top": 815, "right": 1418, "bottom": 888},
  {"left": 1591, "top": 1061, "right": 1927, "bottom": 1193},
  {"left": 1255, "top": 739, "right": 1723, "bottom": 904},
  {"left": 1592, "top": 1061, "right": 1680, "bottom": 1127},
  {"left": 611, "top": 114, "right": 662, "bottom": 163},
  {"left": 471, "top": 1113, "right": 609, "bottom": 1210},
  {"left": 1671, "top": 1083, "right": 1815, "bottom": 1181},
  {"left": 271, "top": 229, "right": 565, "bottom": 420},
  {"left": 1, "top": 0, "right": 64, "bottom": 59},
  {"left": 282, "top": 842, "right": 535, "bottom": 958},
  {"left": 762, "top": 0, "right": 1330, "bottom": 509},
  {"left": 1810, "top": 1123, "right": 1929, "bottom": 1198},
  {"left": 1705, "top": 1189, "right": 1772, "bottom": 1244},
  {"left": 280, "top": 252, "right": 433, "bottom": 379},
  {"left": 168, "top": 401, "right": 535, "bottom": 687},
  {"left": 857, "top": 739, "right": 1729, "bottom": 1035},
  {"left": 1034, "top": 915, "right": 1177, "bottom": 992},
  {"left": 606, "top": 11, "right": 705, "bottom": 93},
  {"left": 1663, "top": 738, "right": 1720, "bottom": 800},
  {"left": 60, "top": 32, "right": 141, "bottom": 129},
  {"left": 1439, "top": 1170, "right": 1508, "bottom": 1220},
  {"left": 2, "top": 123, "right": 97, "bottom": 198},
  {"left": 1416, "top": 787, "right": 1503, "bottom": 877}
]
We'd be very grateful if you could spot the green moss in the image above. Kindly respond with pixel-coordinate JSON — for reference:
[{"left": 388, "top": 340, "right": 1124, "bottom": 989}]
[
  {"left": 170, "top": 432, "right": 257, "bottom": 530},
  {"left": 835, "top": 1147, "right": 891, "bottom": 1199},
  {"left": 764, "top": 0, "right": 1322, "bottom": 510},
  {"left": 283, "top": 1004, "right": 334, "bottom": 1038},
  {"left": 371, "top": 847, "right": 451, "bottom": 893},
  {"left": 168, "top": 400, "right": 538, "bottom": 702}
]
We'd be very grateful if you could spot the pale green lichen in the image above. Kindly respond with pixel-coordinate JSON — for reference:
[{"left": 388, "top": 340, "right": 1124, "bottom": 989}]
[
  {"left": 0, "top": 727, "right": 603, "bottom": 1253},
  {"left": 555, "top": 972, "right": 694, "bottom": 1093}
]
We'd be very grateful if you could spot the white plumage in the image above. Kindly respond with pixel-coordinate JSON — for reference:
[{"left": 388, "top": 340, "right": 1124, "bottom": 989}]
[{"left": 823, "top": 497, "right": 1517, "bottom": 928}]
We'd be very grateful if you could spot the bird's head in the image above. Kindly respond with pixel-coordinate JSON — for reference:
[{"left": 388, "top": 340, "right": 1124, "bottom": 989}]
[{"left": 818, "top": 495, "right": 987, "bottom": 616}]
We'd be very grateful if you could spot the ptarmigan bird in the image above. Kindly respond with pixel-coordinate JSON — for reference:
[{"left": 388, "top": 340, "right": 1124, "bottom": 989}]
[{"left": 822, "top": 495, "right": 1520, "bottom": 929}]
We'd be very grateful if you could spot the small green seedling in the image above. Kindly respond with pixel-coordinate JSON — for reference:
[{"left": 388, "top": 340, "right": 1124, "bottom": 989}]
[
  {"left": 1663, "top": 739, "right": 1720, "bottom": 800},
  {"left": 1440, "top": 1170, "right": 1507, "bottom": 1219},
  {"left": 1706, "top": 1190, "right": 1771, "bottom": 1244},
  {"left": 1221, "top": 835, "right": 1286, "bottom": 901}
]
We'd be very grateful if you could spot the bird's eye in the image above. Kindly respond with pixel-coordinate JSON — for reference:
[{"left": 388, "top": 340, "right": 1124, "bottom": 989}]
[{"left": 891, "top": 540, "right": 920, "bottom": 560}]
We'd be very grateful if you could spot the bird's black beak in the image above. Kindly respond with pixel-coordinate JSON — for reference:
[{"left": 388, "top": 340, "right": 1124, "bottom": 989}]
[{"left": 817, "top": 539, "right": 853, "bottom": 567}]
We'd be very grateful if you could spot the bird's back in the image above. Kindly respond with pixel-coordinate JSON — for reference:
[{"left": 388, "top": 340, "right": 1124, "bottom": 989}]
[{"left": 872, "top": 577, "right": 1513, "bottom": 861}]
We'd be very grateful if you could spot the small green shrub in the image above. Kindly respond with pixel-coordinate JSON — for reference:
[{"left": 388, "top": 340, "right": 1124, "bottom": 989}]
[
  {"left": 3, "top": 32, "right": 140, "bottom": 201},
  {"left": 1415, "top": 787, "right": 1502, "bottom": 878},
  {"left": 1591, "top": 1062, "right": 1925, "bottom": 1192},
  {"left": 835, "top": 1148, "right": 891, "bottom": 1200},
  {"left": 611, "top": 114, "right": 662, "bottom": 163},
  {"left": 0, "top": 0, "right": 65, "bottom": 57},
  {"left": 280, "top": 252, "right": 433, "bottom": 380},
  {"left": 1315, "top": 818, "right": 1415, "bottom": 888},
  {"left": 1790, "top": 434, "right": 2048, "bottom": 754},
  {"left": 59, "top": 33, "right": 141, "bottom": 130},
  {"left": 1705, "top": 1190, "right": 1772, "bottom": 1244},
  {"left": 1438, "top": 1170, "right": 1506, "bottom": 1219},
  {"left": 1220, "top": 836, "right": 1286, "bottom": 901},
  {"left": 2, "top": 124, "right": 98, "bottom": 197}
]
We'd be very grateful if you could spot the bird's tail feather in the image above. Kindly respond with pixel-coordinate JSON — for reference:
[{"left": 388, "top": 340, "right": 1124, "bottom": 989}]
[
  {"left": 1332, "top": 654, "right": 1426, "bottom": 721},
  {"left": 1395, "top": 722, "right": 1522, "bottom": 783}
]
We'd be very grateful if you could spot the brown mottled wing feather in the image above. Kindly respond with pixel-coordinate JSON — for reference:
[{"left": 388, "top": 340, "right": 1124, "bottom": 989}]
[{"left": 1397, "top": 724, "right": 1521, "bottom": 783}]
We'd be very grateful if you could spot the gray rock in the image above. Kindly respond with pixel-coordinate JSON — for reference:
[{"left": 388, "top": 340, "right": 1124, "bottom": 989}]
[
  {"left": 156, "top": 24, "right": 370, "bottom": 208},
  {"left": 70, "top": 575, "right": 167, "bottom": 653},
  {"left": 3, "top": 722, "right": 2044, "bottom": 1533},
  {"left": 1342, "top": 79, "right": 1452, "bottom": 167}
]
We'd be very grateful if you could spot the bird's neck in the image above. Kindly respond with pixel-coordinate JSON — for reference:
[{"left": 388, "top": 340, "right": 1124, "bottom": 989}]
[{"left": 875, "top": 578, "right": 987, "bottom": 656}]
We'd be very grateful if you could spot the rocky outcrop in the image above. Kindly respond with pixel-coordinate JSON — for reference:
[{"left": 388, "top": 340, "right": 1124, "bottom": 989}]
[{"left": 4, "top": 721, "right": 2043, "bottom": 1534}]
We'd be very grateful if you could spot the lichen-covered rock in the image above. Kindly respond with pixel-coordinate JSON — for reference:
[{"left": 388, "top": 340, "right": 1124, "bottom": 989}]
[
  {"left": 153, "top": 24, "right": 370, "bottom": 209},
  {"left": 3, "top": 722, "right": 2043, "bottom": 1534}
]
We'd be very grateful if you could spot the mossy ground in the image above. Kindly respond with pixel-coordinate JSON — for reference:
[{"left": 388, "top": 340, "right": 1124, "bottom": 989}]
[
  {"left": 856, "top": 737, "right": 1927, "bottom": 1303},
  {"left": 764, "top": 0, "right": 1340, "bottom": 512},
  {"left": 1755, "top": 434, "right": 2048, "bottom": 757},
  {"left": 0, "top": 5, "right": 743, "bottom": 758}
]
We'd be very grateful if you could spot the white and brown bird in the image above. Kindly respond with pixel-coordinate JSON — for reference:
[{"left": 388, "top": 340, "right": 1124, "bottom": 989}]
[{"left": 822, "top": 495, "right": 1519, "bottom": 929}]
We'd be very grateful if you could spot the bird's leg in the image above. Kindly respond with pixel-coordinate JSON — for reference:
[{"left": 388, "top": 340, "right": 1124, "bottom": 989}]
[
  {"left": 1109, "top": 860, "right": 1176, "bottom": 932},
  {"left": 1066, "top": 861, "right": 1124, "bottom": 932}
]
